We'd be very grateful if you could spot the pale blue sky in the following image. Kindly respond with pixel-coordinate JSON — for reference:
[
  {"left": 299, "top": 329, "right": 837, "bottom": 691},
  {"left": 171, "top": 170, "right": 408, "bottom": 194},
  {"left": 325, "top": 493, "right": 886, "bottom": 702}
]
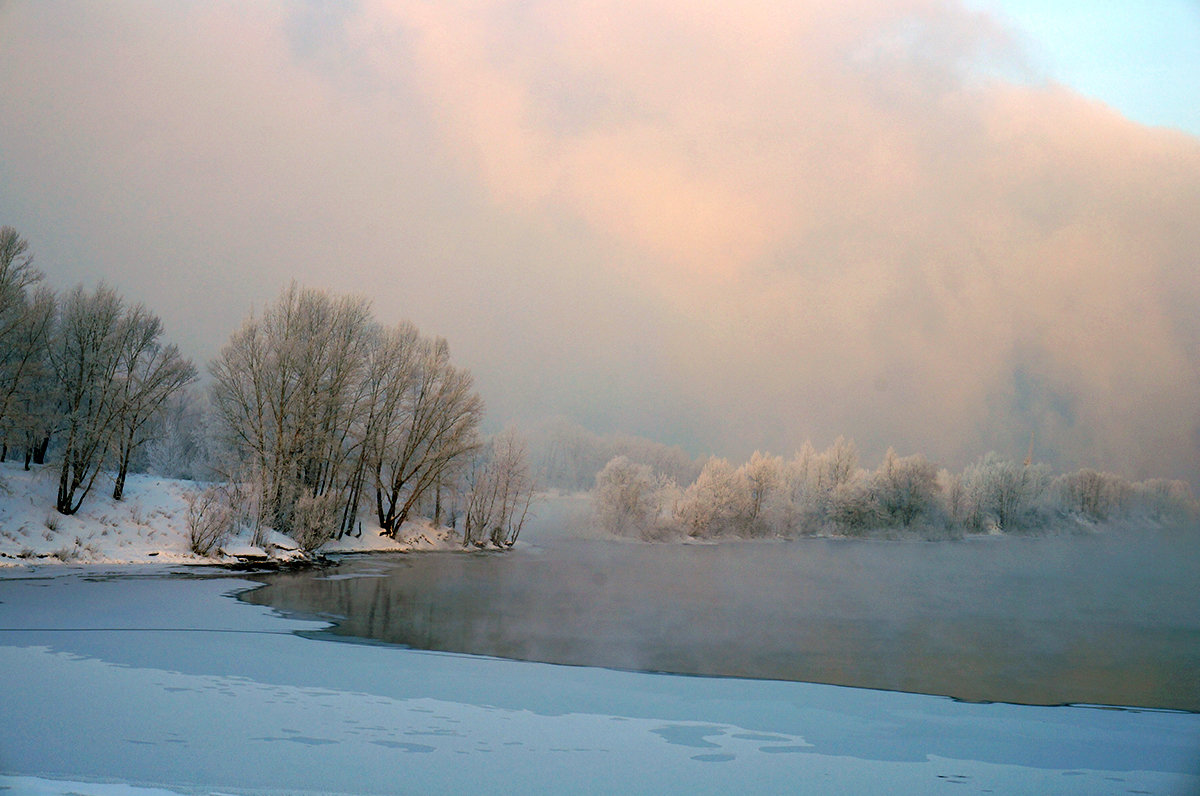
[{"left": 973, "top": 0, "right": 1200, "bottom": 135}]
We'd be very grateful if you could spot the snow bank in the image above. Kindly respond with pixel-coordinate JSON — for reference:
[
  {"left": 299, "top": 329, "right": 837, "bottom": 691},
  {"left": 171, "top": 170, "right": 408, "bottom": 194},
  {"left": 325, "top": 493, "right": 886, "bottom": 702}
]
[{"left": 0, "top": 462, "right": 464, "bottom": 566}]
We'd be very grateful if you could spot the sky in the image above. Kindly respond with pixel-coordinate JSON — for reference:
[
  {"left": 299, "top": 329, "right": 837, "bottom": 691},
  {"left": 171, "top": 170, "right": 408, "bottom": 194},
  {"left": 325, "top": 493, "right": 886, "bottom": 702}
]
[{"left": 0, "top": 1, "right": 1198, "bottom": 485}]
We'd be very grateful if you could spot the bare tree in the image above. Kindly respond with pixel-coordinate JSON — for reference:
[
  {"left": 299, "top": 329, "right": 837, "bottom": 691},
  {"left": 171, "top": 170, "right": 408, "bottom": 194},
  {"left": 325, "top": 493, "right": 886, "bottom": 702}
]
[
  {"left": 47, "top": 285, "right": 130, "bottom": 514},
  {"left": 461, "top": 429, "right": 536, "bottom": 547},
  {"left": 210, "top": 285, "right": 483, "bottom": 548},
  {"left": 210, "top": 284, "right": 375, "bottom": 540},
  {"left": 373, "top": 336, "right": 483, "bottom": 535},
  {"left": 0, "top": 228, "right": 55, "bottom": 464},
  {"left": 111, "top": 307, "right": 197, "bottom": 500}
]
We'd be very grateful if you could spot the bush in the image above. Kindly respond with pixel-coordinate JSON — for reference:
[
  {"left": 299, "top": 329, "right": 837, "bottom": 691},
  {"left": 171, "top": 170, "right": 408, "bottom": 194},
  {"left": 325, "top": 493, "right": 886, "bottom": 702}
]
[
  {"left": 961, "top": 453, "right": 1051, "bottom": 532},
  {"left": 871, "top": 449, "right": 939, "bottom": 527},
  {"left": 1054, "top": 469, "right": 1131, "bottom": 521},
  {"left": 593, "top": 456, "right": 663, "bottom": 538},
  {"left": 184, "top": 486, "right": 234, "bottom": 556},
  {"left": 291, "top": 492, "right": 339, "bottom": 552},
  {"left": 674, "top": 457, "right": 751, "bottom": 538}
]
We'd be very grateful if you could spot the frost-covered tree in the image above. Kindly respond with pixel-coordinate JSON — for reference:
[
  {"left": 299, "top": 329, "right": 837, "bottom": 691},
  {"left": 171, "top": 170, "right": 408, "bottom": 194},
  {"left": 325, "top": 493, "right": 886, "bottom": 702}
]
[
  {"left": 0, "top": 227, "right": 55, "bottom": 466},
  {"left": 1053, "top": 469, "right": 1131, "bottom": 522},
  {"left": 871, "top": 448, "right": 940, "bottom": 527},
  {"left": 372, "top": 336, "right": 483, "bottom": 535},
  {"left": 739, "top": 450, "right": 782, "bottom": 528},
  {"left": 1129, "top": 478, "right": 1198, "bottom": 524},
  {"left": 210, "top": 285, "right": 484, "bottom": 546},
  {"left": 827, "top": 475, "right": 880, "bottom": 535},
  {"left": 961, "top": 453, "right": 1051, "bottom": 532},
  {"left": 47, "top": 285, "right": 130, "bottom": 514},
  {"left": 210, "top": 285, "right": 377, "bottom": 539},
  {"left": 110, "top": 307, "right": 197, "bottom": 500},
  {"left": 461, "top": 429, "right": 536, "bottom": 547},
  {"left": 592, "top": 455, "right": 661, "bottom": 538},
  {"left": 674, "top": 457, "right": 752, "bottom": 537},
  {"left": 143, "top": 389, "right": 214, "bottom": 480}
]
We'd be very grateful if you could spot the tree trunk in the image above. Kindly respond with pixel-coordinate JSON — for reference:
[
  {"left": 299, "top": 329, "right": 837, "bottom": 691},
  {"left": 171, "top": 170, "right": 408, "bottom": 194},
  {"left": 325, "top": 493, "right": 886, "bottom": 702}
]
[
  {"left": 56, "top": 458, "right": 74, "bottom": 515},
  {"left": 33, "top": 436, "right": 49, "bottom": 465},
  {"left": 113, "top": 433, "right": 134, "bottom": 501},
  {"left": 113, "top": 462, "right": 128, "bottom": 501}
]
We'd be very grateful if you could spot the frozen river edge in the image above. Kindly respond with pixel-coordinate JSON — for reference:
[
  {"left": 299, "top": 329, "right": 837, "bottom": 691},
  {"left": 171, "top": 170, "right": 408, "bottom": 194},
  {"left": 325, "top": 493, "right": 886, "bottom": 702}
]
[{"left": 1, "top": 566, "right": 1197, "bottom": 795}]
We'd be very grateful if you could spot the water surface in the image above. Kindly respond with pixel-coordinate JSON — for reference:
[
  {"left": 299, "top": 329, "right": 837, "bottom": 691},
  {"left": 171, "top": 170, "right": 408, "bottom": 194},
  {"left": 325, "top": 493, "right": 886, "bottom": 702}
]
[{"left": 243, "top": 525, "right": 1200, "bottom": 711}]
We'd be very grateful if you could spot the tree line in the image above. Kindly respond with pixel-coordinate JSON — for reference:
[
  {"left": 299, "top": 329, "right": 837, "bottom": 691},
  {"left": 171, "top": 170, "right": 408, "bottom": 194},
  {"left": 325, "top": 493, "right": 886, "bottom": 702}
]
[
  {"left": 0, "top": 227, "right": 197, "bottom": 513},
  {"left": 593, "top": 440, "right": 1199, "bottom": 541},
  {"left": 0, "top": 227, "right": 534, "bottom": 553}
]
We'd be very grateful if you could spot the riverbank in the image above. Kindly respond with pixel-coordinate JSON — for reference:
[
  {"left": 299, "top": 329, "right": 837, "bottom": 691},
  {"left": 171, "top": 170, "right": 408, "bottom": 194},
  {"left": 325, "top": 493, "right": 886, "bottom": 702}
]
[
  {"left": 1, "top": 567, "right": 1197, "bottom": 794},
  {"left": 0, "top": 462, "right": 462, "bottom": 566}
]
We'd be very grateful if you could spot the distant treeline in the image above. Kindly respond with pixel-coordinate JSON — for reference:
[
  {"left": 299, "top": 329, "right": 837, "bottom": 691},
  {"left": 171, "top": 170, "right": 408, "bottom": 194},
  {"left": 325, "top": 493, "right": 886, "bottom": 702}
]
[{"left": 592, "top": 441, "right": 1198, "bottom": 541}]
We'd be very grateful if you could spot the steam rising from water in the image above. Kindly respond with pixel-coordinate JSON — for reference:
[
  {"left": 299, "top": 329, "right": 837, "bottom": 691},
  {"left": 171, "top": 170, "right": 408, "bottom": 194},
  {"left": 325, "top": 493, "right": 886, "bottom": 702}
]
[{"left": 246, "top": 524, "right": 1200, "bottom": 711}]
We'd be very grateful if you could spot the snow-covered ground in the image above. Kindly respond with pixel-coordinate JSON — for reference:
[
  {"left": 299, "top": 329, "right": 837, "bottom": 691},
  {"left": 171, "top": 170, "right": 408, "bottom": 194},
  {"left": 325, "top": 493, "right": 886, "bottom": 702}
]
[
  {"left": 0, "top": 567, "right": 1197, "bottom": 795},
  {"left": 0, "top": 462, "right": 462, "bottom": 566}
]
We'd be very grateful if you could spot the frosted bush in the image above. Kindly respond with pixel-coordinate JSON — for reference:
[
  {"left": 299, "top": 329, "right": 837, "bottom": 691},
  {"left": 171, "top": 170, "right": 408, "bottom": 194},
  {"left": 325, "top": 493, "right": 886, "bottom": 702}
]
[
  {"left": 593, "top": 456, "right": 662, "bottom": 538},
  {"left": 674, "top": 457, "right": 752, "bottom": 538},
  {"left": 1054, "top": 469, "right": 1131, "bottom": 521},
  {"left": 292, "top": 492, "right": 339, "bottom": 552},
  {"left": 184, "top": 486, "right": 235, "bottom": 556},
  {"left": 961, "top": 453, "right": 1051, "bottom": 532},
  {"left": 871, "top": 449, "right": 940, "bottom": 527},
  {"left": 1131, "top": 479, "right": 1198, "bottom": 524}
]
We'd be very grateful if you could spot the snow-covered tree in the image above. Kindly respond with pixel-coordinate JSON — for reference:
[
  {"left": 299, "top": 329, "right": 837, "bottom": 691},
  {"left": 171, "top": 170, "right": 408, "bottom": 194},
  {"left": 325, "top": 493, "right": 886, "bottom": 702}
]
[
  {"left": 210, "top": 285, "right": 484, "bottom": 546},
  {"left": 674, "top": 457, "right": 752, "bottom": 538},
  {"left": 593, "top": 455, "right": 662, "bottom": 538},
  {"left": 0, "top": 227, "right": 55, "bottom": 467},
  {"left": 110, "top": 307, "right": 197, "bottom": 500},
  {"left": 871, "top": 448, "right": 940, "bottom": 527},
  {"left": 462, "top": 429, "right": 536, "bottom": 547},
  {"left": 961, "top": 453, "right": 1051, "bottom": 532},
  {"left": 739, "top": 450, "right": 782, "bottom": 529},
  {"left": 372, "top": 335, "right": 484, "bottom": 535}
]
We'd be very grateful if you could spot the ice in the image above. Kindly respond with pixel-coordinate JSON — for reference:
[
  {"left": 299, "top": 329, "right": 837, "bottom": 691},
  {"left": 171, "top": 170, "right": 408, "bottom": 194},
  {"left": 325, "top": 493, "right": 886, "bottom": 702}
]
[{"left": 0, "top": 570, "right": 1197, "bottom": 794}]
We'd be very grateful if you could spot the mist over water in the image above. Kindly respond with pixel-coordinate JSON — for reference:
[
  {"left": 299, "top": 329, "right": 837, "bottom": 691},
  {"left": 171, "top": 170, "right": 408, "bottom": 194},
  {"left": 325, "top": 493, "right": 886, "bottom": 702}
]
[{"left": 245, "top": 507, "right": 1200, "bottom": 712}]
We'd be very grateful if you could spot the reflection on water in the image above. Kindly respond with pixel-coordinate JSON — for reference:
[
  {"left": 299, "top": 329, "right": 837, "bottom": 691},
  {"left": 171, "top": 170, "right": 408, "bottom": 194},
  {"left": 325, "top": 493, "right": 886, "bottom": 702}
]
[{"left": 243, "top": 528, "right": 1200, "bottom": 711}]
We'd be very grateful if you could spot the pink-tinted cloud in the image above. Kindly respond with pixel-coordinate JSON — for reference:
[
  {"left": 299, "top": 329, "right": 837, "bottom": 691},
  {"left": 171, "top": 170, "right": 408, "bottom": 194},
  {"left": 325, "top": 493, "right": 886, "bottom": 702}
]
[{"left": 1, "top": 0, "right": 1197, "bottom": 483}]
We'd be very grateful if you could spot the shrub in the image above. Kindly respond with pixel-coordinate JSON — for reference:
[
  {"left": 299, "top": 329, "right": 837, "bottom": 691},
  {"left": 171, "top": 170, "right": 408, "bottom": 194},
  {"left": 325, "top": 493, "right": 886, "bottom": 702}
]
[
  {"left": 961, "top": 453, "right": 1051, "bottom": 532},
  {"left": 593, "top": 456, "right": 663, "bottom": 538},
  {"left": 291, "top": 492, "right": 339, "bottom": 552},
  {"left": 674, "top": 457, "right": 752, "bottom": 538},
  {"left": 184, "top": 486, "right": 234, "bottom": 556},
  {"left": 1054, "top": 469, "right": 1131, "bottom": 521},
  {"left": 871, "top": 449, "right": 939, "bottom": 527}
]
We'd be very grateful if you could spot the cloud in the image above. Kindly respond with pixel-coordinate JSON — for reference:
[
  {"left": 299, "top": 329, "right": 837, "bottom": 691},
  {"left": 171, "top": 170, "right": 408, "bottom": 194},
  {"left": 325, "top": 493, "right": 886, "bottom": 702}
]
[{"left": 0, "top": 0, "right": 1197, "bottom": 484}]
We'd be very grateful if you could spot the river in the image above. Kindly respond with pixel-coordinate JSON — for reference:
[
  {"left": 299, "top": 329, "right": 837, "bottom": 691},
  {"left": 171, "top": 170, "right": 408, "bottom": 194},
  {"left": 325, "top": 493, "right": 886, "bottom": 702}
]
[{"left": 243, "top": 509, "right": 1200, "bottom": 712}]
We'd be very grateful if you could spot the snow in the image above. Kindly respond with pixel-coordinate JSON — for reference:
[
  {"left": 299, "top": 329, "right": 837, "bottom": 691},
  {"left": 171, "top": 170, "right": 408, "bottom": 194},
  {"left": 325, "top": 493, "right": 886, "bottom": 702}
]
[
  {"left": 0, "top": 462, "right": 464, "bottom": 566},
  {"left": 0, "top": 569, "right": 1197, "bottom": 795}
]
